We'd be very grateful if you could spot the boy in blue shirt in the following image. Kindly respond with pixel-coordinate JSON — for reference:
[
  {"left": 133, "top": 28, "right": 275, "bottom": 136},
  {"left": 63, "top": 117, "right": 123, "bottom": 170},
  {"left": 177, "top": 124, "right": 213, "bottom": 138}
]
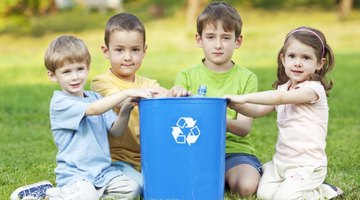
[{"left": 43, "top": 35, "right": 154, "bottom": 200}]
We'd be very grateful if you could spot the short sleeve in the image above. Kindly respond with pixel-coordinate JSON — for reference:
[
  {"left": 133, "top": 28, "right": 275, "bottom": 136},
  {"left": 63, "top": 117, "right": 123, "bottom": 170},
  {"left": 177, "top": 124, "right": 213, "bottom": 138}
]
[
  {"left": 243, "top": 73, "right": 258, "bottom": 94},
  {"left": 102, "top": 109, "right": 117, "bottom": 132},
  {"left": 50, "top": 96, "right": 89, "bottom": 131},
  {"left": 174, "top": 71, "right": 188, "bottom": 89},
  {"left": 300, "top": 81, "right": 326, "bottom": 104}
]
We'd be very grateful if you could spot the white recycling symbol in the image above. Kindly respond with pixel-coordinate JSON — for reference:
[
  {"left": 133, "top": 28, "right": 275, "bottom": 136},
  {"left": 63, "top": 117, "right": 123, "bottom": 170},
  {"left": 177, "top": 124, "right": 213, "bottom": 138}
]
[{"left": 171, "top": 117, "right": 200, "bottom": 146}]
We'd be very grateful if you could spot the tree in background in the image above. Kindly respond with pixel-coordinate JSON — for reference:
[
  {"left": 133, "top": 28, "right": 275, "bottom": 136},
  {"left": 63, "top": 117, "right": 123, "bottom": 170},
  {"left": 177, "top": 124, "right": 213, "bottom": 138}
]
[
  {"left": 185, "top": 0, "right": 208, "bottom": 32},
  {"left": 0, "top": 0, "right": 56, "bottom": 16},
  {"left": 339, "top": 0, "right": 354, "bottom": 20}
]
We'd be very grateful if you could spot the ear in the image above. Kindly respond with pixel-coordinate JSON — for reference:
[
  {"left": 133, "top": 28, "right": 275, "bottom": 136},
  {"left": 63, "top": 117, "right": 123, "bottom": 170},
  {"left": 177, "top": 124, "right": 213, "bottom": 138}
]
[
  {"left": 101, "top": 45, "right": 110, "bottom": 59},
  {"left": 280, "top": 53, "right": 286, "bottom": 66},
  {"left": 47, "top": 70, "right": 57, "bottom": 82},
  {"left": 235, "top": 35, "right": 243, "bottom": 49},
  {"left": 317, "top": 58, "right": 326, "bottom": 71},
  {"left": 195, "top": 33, "right": 202, "bottom": 48},
  {"left": 143, "top": 44, "right": 148, "bottom": 54}
]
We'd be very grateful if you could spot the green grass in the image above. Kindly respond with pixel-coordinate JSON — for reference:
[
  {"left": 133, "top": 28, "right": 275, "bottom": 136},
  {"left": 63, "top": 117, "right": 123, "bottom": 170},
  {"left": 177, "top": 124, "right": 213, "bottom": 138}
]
[{"left": 0, "top": 7, "right": 359, "bottom": 199}]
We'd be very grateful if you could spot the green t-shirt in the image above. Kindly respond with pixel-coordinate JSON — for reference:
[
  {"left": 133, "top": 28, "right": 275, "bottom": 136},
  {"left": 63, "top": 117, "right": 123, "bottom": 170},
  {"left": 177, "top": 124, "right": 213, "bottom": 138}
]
[{"left": 174, "top": 61, "right": 258, "bottom": 155}]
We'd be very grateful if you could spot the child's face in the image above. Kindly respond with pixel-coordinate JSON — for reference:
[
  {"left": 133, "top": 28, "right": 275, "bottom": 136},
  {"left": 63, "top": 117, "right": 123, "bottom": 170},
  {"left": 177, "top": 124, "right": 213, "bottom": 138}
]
[
  {"left": 48, "top": 62, "right": 89, "bottom": 97},
  {"left": 196, "top": 21, "right": 241, "bottom": 71},
  {"left": 102, "top": 30, "right": 147, "bottom": 82},
  {"left": 281, "top": 38, "right": 325, "bottom": 86}
]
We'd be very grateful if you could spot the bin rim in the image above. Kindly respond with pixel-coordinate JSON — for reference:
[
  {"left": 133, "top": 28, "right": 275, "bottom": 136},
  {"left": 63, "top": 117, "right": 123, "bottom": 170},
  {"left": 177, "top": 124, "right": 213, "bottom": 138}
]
[{"left": 140, "top": 97, "right": 227, "bottom": 102}]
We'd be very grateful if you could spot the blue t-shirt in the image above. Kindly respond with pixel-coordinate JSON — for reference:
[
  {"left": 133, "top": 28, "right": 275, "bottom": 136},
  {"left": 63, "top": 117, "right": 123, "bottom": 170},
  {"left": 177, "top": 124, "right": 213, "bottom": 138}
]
[{"left": 49, "top": 91, "right": 123, "bottom": 187}]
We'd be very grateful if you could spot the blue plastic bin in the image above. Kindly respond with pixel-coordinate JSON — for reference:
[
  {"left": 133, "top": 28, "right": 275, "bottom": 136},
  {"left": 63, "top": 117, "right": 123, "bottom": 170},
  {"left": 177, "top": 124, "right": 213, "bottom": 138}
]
[{"left": 139, "top": 97, "right": 227, "bottom": 200}]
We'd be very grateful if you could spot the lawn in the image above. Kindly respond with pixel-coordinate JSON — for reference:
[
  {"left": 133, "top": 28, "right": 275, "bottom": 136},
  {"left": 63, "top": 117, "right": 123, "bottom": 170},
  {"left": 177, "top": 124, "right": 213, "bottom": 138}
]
[{"left": 0, "top": 7, "right": 359, "bottom": 199}]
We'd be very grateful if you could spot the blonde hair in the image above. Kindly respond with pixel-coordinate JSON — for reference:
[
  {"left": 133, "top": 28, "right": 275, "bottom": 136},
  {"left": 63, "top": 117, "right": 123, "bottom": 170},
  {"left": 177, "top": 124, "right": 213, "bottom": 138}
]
[{"left": 44, "top": 35, "right": 91, "bottom": 73}]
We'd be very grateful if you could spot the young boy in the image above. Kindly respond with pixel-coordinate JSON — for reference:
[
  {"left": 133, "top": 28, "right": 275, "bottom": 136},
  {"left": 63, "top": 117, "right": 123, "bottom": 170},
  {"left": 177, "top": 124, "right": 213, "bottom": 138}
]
[
  {"left": 174, "top": 2, "right": 262, "bottom": 197},
  {"left": 43, "top": 35, "right": 154, "bottom": 200},
  {"left": 90, "top": 13, "right": 188, "bottom": 192}
]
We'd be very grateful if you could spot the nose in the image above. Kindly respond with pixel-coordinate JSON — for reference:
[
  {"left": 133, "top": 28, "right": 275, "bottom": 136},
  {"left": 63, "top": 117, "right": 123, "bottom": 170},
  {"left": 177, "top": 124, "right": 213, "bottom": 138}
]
[
  {"left": 70, "top": 71, "right": 79, "bottom": 80},
  {"left": 123, "top": 50, "right": 131, "bottom": 61},
  {"left": 215, "top": 37, "right": 222, "bottom": 49},
  {"left": 294, "top": 57, "right": 302, "bottom": 67}
]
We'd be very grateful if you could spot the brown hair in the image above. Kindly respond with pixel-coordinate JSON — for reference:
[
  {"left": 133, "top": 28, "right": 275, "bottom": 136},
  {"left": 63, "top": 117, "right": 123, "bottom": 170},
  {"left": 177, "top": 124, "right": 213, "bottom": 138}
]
[
  {"left": 44, "top": 35, "right": 91, "bottom": 73},
  {"left": 104, "top": 13, "right": 146, "bottom": 47},
  {"left": 274, "top": 26, "right": 335, "bottom": 96},
  {"left": 197, "top": 2, "right": 242, "bottom": 38}
]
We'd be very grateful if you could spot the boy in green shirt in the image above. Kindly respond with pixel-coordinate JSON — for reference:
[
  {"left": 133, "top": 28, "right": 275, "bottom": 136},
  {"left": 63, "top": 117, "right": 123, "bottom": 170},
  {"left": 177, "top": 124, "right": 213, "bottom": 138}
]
[{"left": 175, "top": 2, "right": 262, "bottom": 197}]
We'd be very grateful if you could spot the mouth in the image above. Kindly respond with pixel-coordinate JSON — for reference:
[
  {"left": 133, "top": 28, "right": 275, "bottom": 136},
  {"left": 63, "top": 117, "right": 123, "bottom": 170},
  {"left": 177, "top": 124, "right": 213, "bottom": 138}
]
[
  {"left": 212, "top": 52, "right": 223, "bottom": 56},
  {"left": 291, "top": 70, "right": 303, "bottom": 74},
  {"left": 70, "top": 83, "right": 81, "bottom": 88},
  {"left": 122, "top": 64, "right": 133, "bottom": 67}
]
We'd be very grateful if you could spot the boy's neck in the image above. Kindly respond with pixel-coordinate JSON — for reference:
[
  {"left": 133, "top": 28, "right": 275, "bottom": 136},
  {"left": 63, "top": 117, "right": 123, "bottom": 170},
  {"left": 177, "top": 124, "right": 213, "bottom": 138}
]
[{"left": 202, "top": 58, "right": 234, "bottom": 73}]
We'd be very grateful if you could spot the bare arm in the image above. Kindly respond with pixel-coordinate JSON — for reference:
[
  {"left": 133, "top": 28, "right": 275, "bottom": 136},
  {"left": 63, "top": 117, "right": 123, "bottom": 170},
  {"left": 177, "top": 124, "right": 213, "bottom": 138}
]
[
  {"left": 226, "top": 113, "right": 253, "bottom": 137},
  {"left": 85, "top": 89, "right": 153, "bottom": 116},
  {"left": 109, "top": 97, "right": 137, "bottom": 137},
  {"left": 225, "top": 87, "right": 318, "bottom": 117}
]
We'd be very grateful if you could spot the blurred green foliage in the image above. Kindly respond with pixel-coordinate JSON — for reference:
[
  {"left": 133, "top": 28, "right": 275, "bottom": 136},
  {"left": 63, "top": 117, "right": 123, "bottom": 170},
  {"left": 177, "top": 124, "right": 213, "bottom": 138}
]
[
  {"left": 0, "top": 0, "right": 358, "bottom": 36},
  {"left": 0, "top": 0, "right": 53, "bottom": 16}
]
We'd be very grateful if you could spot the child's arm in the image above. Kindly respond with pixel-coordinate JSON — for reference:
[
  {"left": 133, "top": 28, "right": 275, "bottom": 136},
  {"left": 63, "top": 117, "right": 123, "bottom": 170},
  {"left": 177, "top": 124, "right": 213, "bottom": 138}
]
[
  {"left": 225, "top": 87, "right": 319, "bottom": 117},
  {"left": 226, "top": 114, "right": 253, "bottom": 137},
  {"left": 109, "top": 97, "right": 136, "bottom": 137},
  {"left": 85, "top": 89, "right": 152, "bottom": 116}
]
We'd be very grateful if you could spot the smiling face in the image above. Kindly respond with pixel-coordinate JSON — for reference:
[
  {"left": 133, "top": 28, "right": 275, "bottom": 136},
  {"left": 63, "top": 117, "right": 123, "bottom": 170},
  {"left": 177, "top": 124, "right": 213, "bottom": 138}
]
[
  {"left": 281, "top": 38, "right": 325, "bottom": 87},
  {"left": 102, "top": 30, "right": 147, "bottom": 82},
  {"left": 196, "top": 20, "right": 242, "bottom": 72},
  {"left": 48, "top": 62, "right": 89, "bottom": 97}
]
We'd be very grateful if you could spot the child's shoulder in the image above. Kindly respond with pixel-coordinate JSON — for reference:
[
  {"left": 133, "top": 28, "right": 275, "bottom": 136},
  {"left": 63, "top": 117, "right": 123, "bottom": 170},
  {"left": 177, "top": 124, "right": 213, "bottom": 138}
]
[
  {"left": 232, "top": 63, "right": 256, "bottom": 76},
  {"left": 298, "top": 81, "right": 326, "bottom": 93}
]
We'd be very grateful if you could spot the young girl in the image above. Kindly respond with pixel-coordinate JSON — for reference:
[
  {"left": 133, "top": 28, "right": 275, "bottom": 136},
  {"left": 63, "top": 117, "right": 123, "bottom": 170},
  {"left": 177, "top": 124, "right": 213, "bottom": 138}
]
[{"left": 225, "top": 26, "right": 343, "bottom": 199}]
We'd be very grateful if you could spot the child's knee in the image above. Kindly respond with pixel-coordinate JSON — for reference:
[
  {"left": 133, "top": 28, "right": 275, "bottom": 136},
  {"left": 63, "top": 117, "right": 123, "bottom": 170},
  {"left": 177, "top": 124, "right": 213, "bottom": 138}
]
[
  {"left": 46, "top": 180, "right": 98, "bottom": 200},
  {"left": 228, "top": 178, "right": 258, "bottom": 197},
  {"left": 127, "top": 178, "right": 142, "bottom": 197},
  {"left": 107, "top": 175, "right": 142, "bottom": 198}
]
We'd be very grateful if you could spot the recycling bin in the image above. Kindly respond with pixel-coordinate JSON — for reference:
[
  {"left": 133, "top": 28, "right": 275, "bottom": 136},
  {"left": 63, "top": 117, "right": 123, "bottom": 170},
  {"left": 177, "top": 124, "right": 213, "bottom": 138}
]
[{"left": 139, "top": 97, "right": 227, "bottom": 200}]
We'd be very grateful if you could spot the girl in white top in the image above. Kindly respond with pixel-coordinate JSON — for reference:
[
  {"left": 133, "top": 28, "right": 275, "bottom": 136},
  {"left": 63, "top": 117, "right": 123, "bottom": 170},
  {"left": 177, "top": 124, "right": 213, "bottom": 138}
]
[{"left": 225, "top": 26, "right": 343, "bottom": 199}]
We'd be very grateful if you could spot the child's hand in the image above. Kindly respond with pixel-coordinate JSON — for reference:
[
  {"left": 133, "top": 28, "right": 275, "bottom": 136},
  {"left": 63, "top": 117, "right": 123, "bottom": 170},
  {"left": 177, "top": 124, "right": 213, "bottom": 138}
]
[
  {"left": 224, "top": 95, "right": 248, "bottom": 111},
  {"left": 150, "top": 87, "right": 170, "bottom": 98},
  {"left": 168, "top": 86, "right": 191, "bottom": 97},
  {"left": 125, "top": 88, "right": 154, "bottom": 99},
  {"left": 224, "top": 95, "right": 246, "bottom": 104},
  {"left": 120, "top": 97, "right": 138, "bottom": 113}
]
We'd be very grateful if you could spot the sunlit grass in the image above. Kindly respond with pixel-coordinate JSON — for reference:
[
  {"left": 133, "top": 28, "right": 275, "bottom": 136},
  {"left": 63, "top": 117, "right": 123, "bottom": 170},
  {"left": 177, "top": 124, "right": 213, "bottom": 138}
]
[{"left": 0, "top": 8, "right": 359, "bottom": 199}]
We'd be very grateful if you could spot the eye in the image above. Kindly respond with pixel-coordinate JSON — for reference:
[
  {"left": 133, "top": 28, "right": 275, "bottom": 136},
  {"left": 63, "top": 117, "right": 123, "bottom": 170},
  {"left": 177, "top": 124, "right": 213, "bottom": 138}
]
[
  {"left": 132, "top": 48, "right": 141, "bottom": 52},
  {"left": 62, "top": 70, "right": 70, "bottom": 74},
  {"left": 78, "top": 66, "right": 86, "bottom": 71},
  {"left": 115, "top": 48, "right": 123, "bottom": 52},
  {"left": 287, "top": 53, "right": 295, "bottom": 58},
  {"left": 223, "top": 35, "right": 231, "bottom": 40},
  {"left": 206, "top": 35, "right": 214, "bottom": 39},
  {"left": 303, "top": 55, "right": 311, "bottom": 60}
]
